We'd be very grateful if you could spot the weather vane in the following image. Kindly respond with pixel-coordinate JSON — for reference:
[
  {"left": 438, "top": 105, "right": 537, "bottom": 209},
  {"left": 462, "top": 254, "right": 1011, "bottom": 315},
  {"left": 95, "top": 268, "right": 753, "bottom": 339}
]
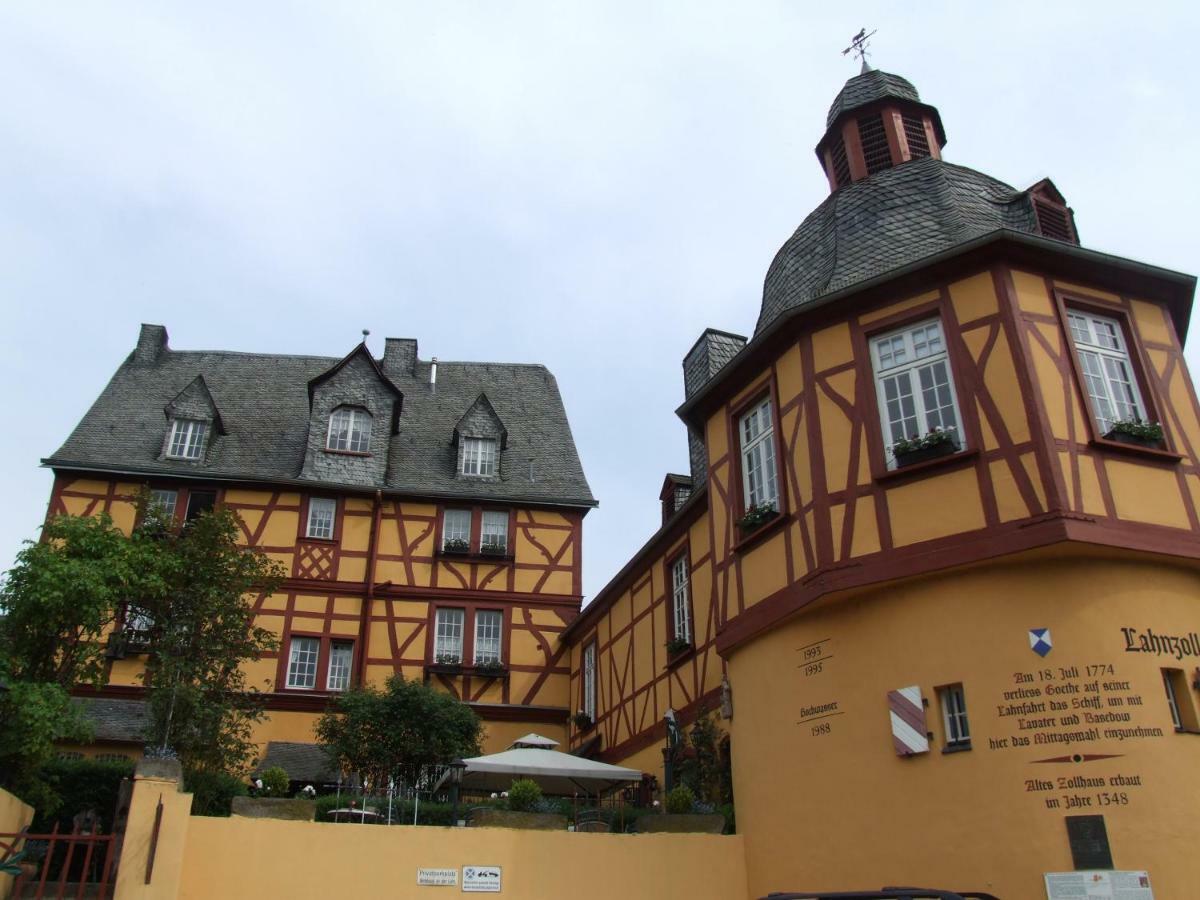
[{"left": 842, "top": 28, "right": 876, "bottom": 73}]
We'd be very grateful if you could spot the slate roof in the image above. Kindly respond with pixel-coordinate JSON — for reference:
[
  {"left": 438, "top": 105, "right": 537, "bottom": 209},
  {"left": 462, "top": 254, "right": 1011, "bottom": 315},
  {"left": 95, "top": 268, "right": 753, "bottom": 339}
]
[
  {"left": 253, "top": 742, "right": 338, "bottom": 783},
  {"left": 72, "top": 697, "right": 149, "bottom": 744},
  {"left": 46, "top": 336, "right": 596, "bottom": 508},
  {"left": 826, "top": 69, "right": 921, "bottom": 127},
  {"left": 756, "top": 157, "right": 1042, "bottom": 334}
]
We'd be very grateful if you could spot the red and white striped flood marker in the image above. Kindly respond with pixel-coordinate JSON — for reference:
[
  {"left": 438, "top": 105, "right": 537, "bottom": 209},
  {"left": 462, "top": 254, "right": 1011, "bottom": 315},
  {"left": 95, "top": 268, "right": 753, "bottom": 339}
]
[{"left": 887, "top": 685, "right": 929, "bottom": 756}]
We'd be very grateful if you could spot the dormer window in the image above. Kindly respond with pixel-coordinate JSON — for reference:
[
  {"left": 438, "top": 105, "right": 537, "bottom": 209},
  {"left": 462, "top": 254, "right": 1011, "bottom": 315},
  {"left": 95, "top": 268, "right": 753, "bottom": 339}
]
[
  {"left": 460, "top": 437, "right": 497, "bottom": 476},
  {"left": 166, "top": 418, "right": 207, "bottom": 460},
  {"left": 326, "top": 407, "right": 371, "bottom": 453}
]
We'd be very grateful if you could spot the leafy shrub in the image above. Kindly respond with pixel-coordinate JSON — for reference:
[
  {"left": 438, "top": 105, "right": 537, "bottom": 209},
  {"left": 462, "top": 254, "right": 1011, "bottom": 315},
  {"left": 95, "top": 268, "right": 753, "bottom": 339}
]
[
  {"left": 184, "top": 767, "right": 248, "bottom": 817},
  {"left": 258, "top": 766, "right": 289, "bottom": 797},
  {"left": 718, "top": 802, "right": 736, "bottom": 834},
  {"left": 31, "top": 756, "right": 135, "bottom": 832},
  {"left": 665, "top": 784, "right": 695, "bottom": 815},
  {"left": 506, "top": 779, "right": 542, "bottom": 812},
  {"left": 533, "top": 797, "right": 571, "bottom": 817}
]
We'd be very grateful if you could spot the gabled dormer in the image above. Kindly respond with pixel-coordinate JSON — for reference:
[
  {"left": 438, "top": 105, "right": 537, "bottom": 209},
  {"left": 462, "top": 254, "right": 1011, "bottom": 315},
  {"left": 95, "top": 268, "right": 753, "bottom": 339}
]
[
  {"left": 453, "top": 393, "right": 506, "bottom": 479},
  {"left": 300, "top": 343, "right": 403, "bottom": 487},
  {"left": 1026, "top": 177, "right": 1079, "bottom": 245},
  {"left": 160, "top": 375, "right": 224, "bottom": 463}
]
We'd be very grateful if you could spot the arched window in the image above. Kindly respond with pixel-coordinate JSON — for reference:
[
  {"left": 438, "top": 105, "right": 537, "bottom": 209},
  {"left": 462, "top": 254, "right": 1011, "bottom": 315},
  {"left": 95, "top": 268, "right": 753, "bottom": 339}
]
[{"left": 326, "top": 407, "right": 371, "bottom": 453}]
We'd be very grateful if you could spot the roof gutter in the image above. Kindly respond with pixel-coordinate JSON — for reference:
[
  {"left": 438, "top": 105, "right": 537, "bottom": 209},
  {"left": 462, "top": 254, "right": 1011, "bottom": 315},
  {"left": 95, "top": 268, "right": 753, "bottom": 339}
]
[
  {"left": 40, "top": 459, "right": 599, "bottom": 512},
  {"left": 676, "top": 229, "right": 1196, "bottom": 427}
]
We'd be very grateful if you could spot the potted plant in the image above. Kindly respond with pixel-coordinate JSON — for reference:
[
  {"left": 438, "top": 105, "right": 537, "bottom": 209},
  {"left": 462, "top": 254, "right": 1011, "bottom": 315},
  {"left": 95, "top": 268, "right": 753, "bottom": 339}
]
[
  {"left": 232, "top": 766, "right": 316, "bottom": 820},
  {"left": 442, "top": 538, "right": 470, "bottom": 555},
  {"left": 666, "top": 636, "right": 692, "bottom": 658},
  {"left": 473, "top": 657, "right": 507, "bottom": 677},
  {"left": 736, "top": 502, "right": 778, "bottom": 534},
  {"left": 633, "top": 785, "right": 726, "bottom": 834},
  {"left": 572, "top": 710, "right": 593, "bottom": 731},
  {"left": 479, "top": 542, "right": 508, "bottom": 558},
  {"left": 1104, "top": 418, "right": 1164, "bottom": 448},
  {"left": 890, "top": 427, "right": 959, "bottom": 468}
]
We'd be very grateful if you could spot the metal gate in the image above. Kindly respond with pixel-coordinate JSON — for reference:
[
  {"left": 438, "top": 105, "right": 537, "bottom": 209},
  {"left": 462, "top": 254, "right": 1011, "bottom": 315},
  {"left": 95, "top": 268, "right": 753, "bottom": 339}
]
[{"left": 0, "top": 824, "right": 118, "bottom": 900}]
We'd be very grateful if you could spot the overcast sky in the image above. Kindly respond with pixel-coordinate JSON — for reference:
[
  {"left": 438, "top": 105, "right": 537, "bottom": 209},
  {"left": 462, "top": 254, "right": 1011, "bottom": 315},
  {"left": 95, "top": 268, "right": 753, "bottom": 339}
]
[{"left": 1, "top": 2, "right": 1197, "bottom": 602}]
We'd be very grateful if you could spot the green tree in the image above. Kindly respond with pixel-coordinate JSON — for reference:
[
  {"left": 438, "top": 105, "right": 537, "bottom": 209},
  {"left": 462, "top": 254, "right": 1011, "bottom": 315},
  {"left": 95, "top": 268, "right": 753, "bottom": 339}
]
[
  {"left": 136, "top": 504, "right": 284, "bottom": 773},
  {"left": 1, "top": 513, "right": 151, "bottom": 687},
  {"left": 0, "top": 676, "right": 91, "bottom": 812},
  {"left": 316, "top": 674, "right": 482, "bottom": 790}
]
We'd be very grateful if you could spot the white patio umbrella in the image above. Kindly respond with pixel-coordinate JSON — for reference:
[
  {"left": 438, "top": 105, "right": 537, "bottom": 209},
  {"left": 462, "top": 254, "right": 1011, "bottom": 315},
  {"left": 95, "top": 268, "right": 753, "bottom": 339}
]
[{"left": 439, "top": 734, "right": 642, "bottom": 796}]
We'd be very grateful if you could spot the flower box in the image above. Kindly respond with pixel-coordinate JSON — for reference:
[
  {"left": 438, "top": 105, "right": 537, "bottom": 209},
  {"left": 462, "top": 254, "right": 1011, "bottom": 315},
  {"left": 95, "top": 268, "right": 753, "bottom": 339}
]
[
  {"left": 894, "top": 440, "right": 958, "bottom": 468},
  {"left": 666, "top": 637, "right": 692, "bottom": 658},
  {"left": 1104, "top": 420, "right": 1164, "bottom": 449},
  {"left": 632, "top": 813, "right": 726, "bottom": 834},
  {"left": 736, "top": 503, "right": 779, "bottom": 534},
  {"left": 472, "top": 660, "right": 509, "bottom": 678},
  {"left": 441, "top": 540, "right": 470, "bottom": 556},
  {"left": 572, "top": 712, "right": 594, "bottom": 731}
]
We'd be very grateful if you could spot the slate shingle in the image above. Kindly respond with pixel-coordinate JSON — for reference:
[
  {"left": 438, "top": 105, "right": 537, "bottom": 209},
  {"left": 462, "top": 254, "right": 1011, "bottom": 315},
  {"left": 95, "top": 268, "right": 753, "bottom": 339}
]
[
  {"left": 756, "top": 158, "right": 1041, "bottom": 335},
  {"left": 46, "top": 340, "right": 596, "bottom": 508}
]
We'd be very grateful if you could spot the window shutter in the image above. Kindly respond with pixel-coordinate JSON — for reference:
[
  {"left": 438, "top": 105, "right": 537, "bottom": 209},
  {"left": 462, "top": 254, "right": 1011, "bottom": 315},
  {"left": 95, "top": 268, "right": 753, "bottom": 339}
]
[
  {"left": 887, "top": 685, "right": 929, "bottom": 756},
  {"left": 1033, "top": 198, "right": 1078, "bottom": 244},
  {"left": 857, "top": 113, "right": 893, "bottom": 175}
]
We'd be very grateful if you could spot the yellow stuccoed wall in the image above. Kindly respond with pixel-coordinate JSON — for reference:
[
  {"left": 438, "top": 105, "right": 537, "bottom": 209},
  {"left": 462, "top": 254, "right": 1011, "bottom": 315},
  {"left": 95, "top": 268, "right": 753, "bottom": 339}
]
[
  {"left": 729, "top": 548, "right": 1200, "bottom": 898},
  {"left": 0, "top": 787, "right": 34, "bottom": 898},
  {"left": 177, "top": 819, "right": 748, "bottom": 900}
]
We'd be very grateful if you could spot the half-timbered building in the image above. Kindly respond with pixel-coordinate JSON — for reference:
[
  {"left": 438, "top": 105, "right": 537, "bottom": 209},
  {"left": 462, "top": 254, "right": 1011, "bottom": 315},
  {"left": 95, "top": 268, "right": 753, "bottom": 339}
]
[
  {"left": 47, "top": 330, "right": 594, "bottom": 764},
  {"left": 561, "top": 66, "right": 1200, "bottom": 895}
]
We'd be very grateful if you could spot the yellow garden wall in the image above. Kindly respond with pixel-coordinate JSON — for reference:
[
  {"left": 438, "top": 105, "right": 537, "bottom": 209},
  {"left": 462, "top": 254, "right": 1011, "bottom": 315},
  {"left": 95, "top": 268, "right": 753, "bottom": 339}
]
[
  {"left": 0, "top": 787, "right": 34, "bottom": 899},
  {"left": 177, "top": 818, "right": 748, "bottom": 899}
]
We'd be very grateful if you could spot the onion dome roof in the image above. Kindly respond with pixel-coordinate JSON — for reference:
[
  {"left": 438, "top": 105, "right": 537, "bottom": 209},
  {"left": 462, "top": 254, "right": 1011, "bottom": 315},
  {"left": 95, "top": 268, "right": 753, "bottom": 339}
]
[
  {"left": 826, "top": 69, "right": 921, "bottom": 128},
  {"left": 756, "top": 157, "right": 1041, "bottom": 334}
]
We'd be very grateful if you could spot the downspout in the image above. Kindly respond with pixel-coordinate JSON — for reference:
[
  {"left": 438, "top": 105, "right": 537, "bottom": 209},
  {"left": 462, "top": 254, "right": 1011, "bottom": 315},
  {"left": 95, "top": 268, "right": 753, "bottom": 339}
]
[{"left": 355, "top": 489, "right": 383, "bottom": 686}]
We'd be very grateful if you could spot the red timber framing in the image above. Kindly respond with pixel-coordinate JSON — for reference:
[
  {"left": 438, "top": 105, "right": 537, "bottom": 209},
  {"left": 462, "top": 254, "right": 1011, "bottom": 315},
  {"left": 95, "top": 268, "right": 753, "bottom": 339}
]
[
  {"left": 562, "top": 249, "right": 1198, "bottom": 768},
  {"left": 562, "top": 490, "right": 726, "bottom": 762},
  {"left": 48, "top": 472, "right": 586, "bottom": 724}
]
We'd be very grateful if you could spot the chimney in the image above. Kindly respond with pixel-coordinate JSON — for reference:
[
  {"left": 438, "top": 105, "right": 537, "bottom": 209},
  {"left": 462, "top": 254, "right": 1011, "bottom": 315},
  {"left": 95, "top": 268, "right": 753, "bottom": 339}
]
[
  {"left": 382, "top": 338, "right": 418, "bottom": 376},
  {"left": 682, "top": 329, "right": 747, "bottom": 487},
  {"left": 133, "top": 324, "right": 169, "bottom": 364},
  {"left": 430, "top": 357, "right": 438, "bottom": 386}
]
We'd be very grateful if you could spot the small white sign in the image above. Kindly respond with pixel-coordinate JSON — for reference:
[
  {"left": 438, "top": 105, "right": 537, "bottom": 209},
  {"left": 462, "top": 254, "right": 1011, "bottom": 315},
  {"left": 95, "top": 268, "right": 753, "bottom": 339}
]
[
  {"left": 1045, "top": 870, "right": 1153, "bottom": 899},
  {"left": 462, "top": 865, "right": 502, "bottom": 893},
  {"left": 417, "top": 868, "right": 458, "bottom": 887}
]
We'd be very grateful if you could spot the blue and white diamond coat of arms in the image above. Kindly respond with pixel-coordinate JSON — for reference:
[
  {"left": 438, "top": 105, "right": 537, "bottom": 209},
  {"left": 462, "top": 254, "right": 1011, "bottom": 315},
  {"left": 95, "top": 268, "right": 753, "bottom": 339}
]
[{"left": 1029, "top": 628, "right": 1053, "bottom": 657}]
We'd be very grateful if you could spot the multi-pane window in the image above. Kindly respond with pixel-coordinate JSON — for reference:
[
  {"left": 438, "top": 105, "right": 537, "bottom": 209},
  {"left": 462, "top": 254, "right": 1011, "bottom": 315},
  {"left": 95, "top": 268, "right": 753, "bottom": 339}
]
[
  {"left": 480, "top": 510, "right": 509, "bottom": 553},
  {"left": 286, "top": 636, "right": 320, "bottom": 690},
  {"left": 442, "top": 509, "right": 471, "bottom": 550},
  {"left": 739, "top": 398, "right": 778, "bottom": 511},
  {"left": 306, "top": 497, "right": 336, "bottom": 540},
  {"left": 185, "top": 490, "right": 216, "bottom": 522},
  {"left": 326, "top": 407, "right": 371, "bottom": 453},
  {"left": 474, "top": 610, "right": 503, "bottom": 664},
  {"left": 938, "top": 684, "right": 971, "bottom": 748},
  {"left": 871, "top": 319, "right": 963, "bottom": 464},
  {"left": 582, "top": 643, "right": 597, "bottom": 720},
  {"left": 149, "top": 489, "right": 177, "bottom": 520},
  {"left": 461, "top": 437, "right": 498, "bottom": 476},
  {"left": 671, "top": 554, "right": 692, "bottom": 645},
  {"left": 327, "top": 640, "right": 353, "bottom": 691},
  {"left": 1066, "top": 311, "right": 1147, "bottom": 435},
  {"left": 435, "top": 608, "right": 465, "bottom": 662},
  {"left": 166, "top": 418, "right": 207, "bottom": 460}
]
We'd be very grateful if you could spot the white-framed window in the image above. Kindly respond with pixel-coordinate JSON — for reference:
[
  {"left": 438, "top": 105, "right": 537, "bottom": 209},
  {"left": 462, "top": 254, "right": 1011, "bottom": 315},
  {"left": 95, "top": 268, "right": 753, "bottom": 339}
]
[
  {"left": 1164, "top": 670, "right": 1182, "bottom": 730},
  {"left": 286, "top": 636, "right": 320, "bottom": 690},
  {"left": 480, "top": 510, "right": 508, "bottom": 553},
  {"left": 461, "top": 437, "right": 498, "bottom": 476},
  {"left": 938, "top": 683, "right": 971, "bottom": 748},
  {"left": 306, "top": 497, "right": 336, "bottom": 540},
  {"left": 670, "top": 554, "right": 692, "bottom": 645},
  {"left": 327, "top": 640, "right": 353, "bottom": 691},
  {"left": 1066, "top": 310, "right": 1148, "bottom": 435},
  {"left": 474, "top": 610, "right": 503, "bottom": 664},
  {"left": 582, "top": 642, "right": 597, "bottom": 720},
  {"left": 435, "top": 608, "right": 465, "bottom": 663},
  {"left": 871, "top": 319, "right": 963, "bottom": 465},
  {"left": 166, "top": 419, "right": 207, "bottom": 460},
  {"left": 442, "top": 509, "right": 471, "bottom": 550},
  {"left": 124, "top": 604, "right": 154, "bottom": 636},
  {"left": 739, "top": 397, "right": 778, "bottom": 511},
  {"left": 149, "top": 489, "right": 177, "bottom": 520},
  {"left": 326, "top": 407, "right": 371, "bottom": 453}
]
